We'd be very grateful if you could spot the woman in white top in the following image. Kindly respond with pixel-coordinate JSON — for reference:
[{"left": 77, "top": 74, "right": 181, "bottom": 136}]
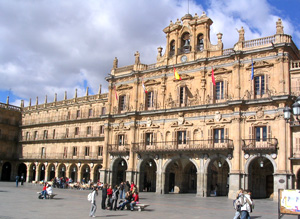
[{"left": 89, "top": 187, "right": 98, "bottom": 217}]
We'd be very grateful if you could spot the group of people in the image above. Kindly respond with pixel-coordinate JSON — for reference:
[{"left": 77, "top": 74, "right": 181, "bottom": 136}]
[
  {"left": 88, "top": 181, "right": 139, "bottom": 217},
  {"left": 40, "top": 182, "right": 53, "bottom": 199},
  {"left": 233, "top": 189, "right": 254, "bottom": 219}
]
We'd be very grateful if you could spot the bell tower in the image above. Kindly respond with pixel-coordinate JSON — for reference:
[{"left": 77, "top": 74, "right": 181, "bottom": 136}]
[{"left": 159, "top": 12, "right": 222, "bottom": 65}]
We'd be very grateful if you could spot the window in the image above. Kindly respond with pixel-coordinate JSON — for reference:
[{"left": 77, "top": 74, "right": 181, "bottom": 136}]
[
  {"left": 75, "top": 127, "right": 79, "bottom": 135},
  {"left": 100, "top": 125, "right": 104, "bottom": 135},
  {"left": 254, "top": 75, "right": 265, "bottom": 97},
  {"left": 67, "top": 111, "right": 71, "bottom": 120},
  {"left": 66, "top": 128, "right": 69, "bottom": 138},
  {"left": 255, "top": 126, "right": 267, "bottom": 141},
  {"left": 85, "top": 146, "right": 90, "bottom": 156},
  {"left": 76, "top": 110, "right": 80, "bottom": 118},
  {"left": 101, "top": 107, "right": 106, "bottom": 115},
  {"left": 34, "top": 131, "right": 38, "bottom": 140},
  {"left": 216, "top": 82, "right": 224, "bottom": 100},
  {"left": 98, "top": 146, "right": 103, "bottom": 156},
  {"left": 88, "top": 109, "right": 93, "bottom": 117},
  {"left": 43, "top": 130, "right": 48, "bottom": 140},
  {"left": 214, "top": 129, "right": 224, "bottom": 143},
  {"left": 178, "top": 86, "right": 187, "bottom": 107},
  {"left": 63, "top": 147, "right": 68, "bottom": 158},
  {"left": 87, "top": 126, "right": 92, "bottom": 135},
  {"left": 145, "top": 133, "right": 154, "bottom": 145},
  {"left": 26, "top": 132, "right": 29, "bottom": 140},
  {"left": 41, "top": 147, "right": 46, "bottom": 157},
  {"left": 72, "top": 146, "right": 78, "bottom": 156},
  {"left": 197, "top": 33, "right": 204, "bottom": 51},
  {"left": 146, "top": 91, "right": 154, "bottom": 109},
  {"left": 169, "top": 40, "right": 175, "bottom": 56},
  {"left": 53, "top": 129, "right": 56, "bottom": 139},
  {"left": 177, "top": 131, "right": 186, "bottom": 144},
  {"left": 118, "top": 135, "right": 125, "bottom": 146},
  {"left": 119, "top": 96, "right": 126, "bottom": 111}
]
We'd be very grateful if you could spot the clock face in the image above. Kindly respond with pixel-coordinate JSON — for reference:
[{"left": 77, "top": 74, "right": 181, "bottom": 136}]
[{"left": 181, "top": 55, "right": 187, "bottom": 63}]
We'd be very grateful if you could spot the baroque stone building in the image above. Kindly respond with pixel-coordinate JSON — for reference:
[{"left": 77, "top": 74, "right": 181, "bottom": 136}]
[{"left": 1, "top": 12, "right": 300, "bottom": 201}]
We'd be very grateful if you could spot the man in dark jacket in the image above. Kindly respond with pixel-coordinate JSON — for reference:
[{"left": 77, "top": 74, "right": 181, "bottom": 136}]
[{"left": 101, "top": 184, "right": 107, "bottom": 210}]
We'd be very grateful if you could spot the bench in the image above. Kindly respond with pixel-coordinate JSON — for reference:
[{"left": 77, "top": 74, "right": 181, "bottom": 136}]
[{"left": 134, "top": 203, "right": 149, "bottom": 211}]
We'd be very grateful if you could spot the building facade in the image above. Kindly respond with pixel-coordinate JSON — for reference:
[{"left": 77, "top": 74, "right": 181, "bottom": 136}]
[{"left": 1, "top": 12, "right": 300, "bottom": 200}]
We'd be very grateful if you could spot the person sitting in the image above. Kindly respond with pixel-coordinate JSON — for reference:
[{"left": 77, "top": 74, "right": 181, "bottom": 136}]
[
  {"left": 46, "top": 184, "right": 53, "bottom": 197},
  {"left": 117, "top": 191, "right": 132, "bottom": 210},
  {"left": 41, "top": 183, "right": 47, "bottom": 199},
  {"left": 130, "top": 191, "right": 139, "bottom": 211}
]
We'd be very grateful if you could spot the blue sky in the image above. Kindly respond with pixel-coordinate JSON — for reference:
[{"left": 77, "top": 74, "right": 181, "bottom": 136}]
[{"left": 0, "top": 0, "right": 300, "bottom": 106}]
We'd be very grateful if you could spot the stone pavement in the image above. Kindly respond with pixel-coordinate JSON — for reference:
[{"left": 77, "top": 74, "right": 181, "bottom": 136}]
[{"left": 0, "top": 182, "right": 294, "bottom": 219}]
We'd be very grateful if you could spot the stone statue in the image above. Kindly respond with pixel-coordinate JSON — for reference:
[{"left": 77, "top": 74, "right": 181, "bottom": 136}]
[
  {"left": 134, "top": 51, "right": 140, "bottom": 64},
  {"left": 113, "top": 57, "right": 118, "bottom": 69},
  {"left": 238, "top": 27, "right": 245, "bottom": 42}
]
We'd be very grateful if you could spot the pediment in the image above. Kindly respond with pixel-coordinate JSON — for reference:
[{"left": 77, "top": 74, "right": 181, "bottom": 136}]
[
  {"left": 144, "top": 79, "right": 161, "bottom": 86},
  {"left": 173, "top": 73, "right": 194, "bottom": 82},
  {"left": 116, "top": 84, "right": 133, "bottom": 91},
  {"left": 208, "top": 67, "right": 231, "bottom": 76}
]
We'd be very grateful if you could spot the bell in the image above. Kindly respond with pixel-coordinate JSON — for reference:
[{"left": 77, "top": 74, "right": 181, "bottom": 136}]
[{"left": 183, "top": 40, "right": 190, "bottom": 47}]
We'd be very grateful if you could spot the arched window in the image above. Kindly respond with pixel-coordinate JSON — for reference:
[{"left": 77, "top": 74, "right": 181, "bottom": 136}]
[
  {"left": 181, "top": 32, "right": 191, "bottom": 53},
  {"left": 197, "top": 33, "right": 204, "bottom": 51},
  {"left": 169, "top": 40, "right": 175, "bottom": 56}
]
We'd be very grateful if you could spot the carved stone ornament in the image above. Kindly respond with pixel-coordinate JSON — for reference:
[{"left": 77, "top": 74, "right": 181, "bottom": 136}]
[
  {"left": 214, "top": 111, "right": 222, "bottom": 122},
  {"left": 256, "top": 107, "right": 264, "bottom": 119},
  {"left": 147, "top": 117, "right": 152, "bottom": 127},
  {"left": 178, "top": 116, "right": 185, "bottom": 125}
]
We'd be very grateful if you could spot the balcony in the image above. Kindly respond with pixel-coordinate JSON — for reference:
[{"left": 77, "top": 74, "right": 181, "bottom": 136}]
[
  {"left": 20, "top": 133, "right": 104, "bottom": 143},
  {"left": 19, "top": 153, "right": 102, "bottom": 161},
  {"left": 107, "top": 144, "right": 130, "bottom": 154},
  {"left": 242, "top": 138, "right": 278, "bottom": 152},
  {"left": 132, "top": 139, "right": 233, "bottom": 153}
]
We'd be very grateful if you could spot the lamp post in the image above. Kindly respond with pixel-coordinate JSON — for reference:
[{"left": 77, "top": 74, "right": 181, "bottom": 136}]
[{"left": 284, "top": 96, "right": 300, "bottom": 123}]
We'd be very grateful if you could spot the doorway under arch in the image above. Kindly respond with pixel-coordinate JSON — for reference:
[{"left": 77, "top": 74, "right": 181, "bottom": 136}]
[
  {"left": 248, "top": 157, "right": 274, "bottom": 198},
  {"left": 1, "top": 162, "right": 11, "bottom": 181},
  {"left": 112, "top": 159, "right": 127, "bottom": 186},
  {"left": 165, "top": 158, "right": 197, "bottom": 194},
  {"left": 139, "top": 159, "right": 157, "bottom": 192},
  {"left": 39, "top": 164, "right": 45, "bottom": 181},
  {"left": 18, "top": 163, "right": 27, "bottom": 181},
  {"left": 207, "top": 158, "right": 229, "bottom": 196},
  {"left": 82, "top": 165, "right": 90, "bottom": 183}
]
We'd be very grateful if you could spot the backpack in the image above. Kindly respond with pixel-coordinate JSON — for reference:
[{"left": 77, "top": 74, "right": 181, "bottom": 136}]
[
  {"left": 233, "top": 198, "right": 242, "bottom": 211},
  {"left": 87, "top": 192, "right": 92, "bottom": 202}
]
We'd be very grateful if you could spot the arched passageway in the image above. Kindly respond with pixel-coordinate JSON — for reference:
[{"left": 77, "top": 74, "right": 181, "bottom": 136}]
[
  {"left": 112, "top": 159, "right": 127, "bottom": 186},
  {"left": 139, "top": 159, "right": 157, "bottom": 192},
  {"left": 81, "top": 165, "right": 90, "bottom": 183},
  {"left": 1, "top": 162, "right": 11, "bottom": 181},
  {"left": 165, "top": 158, "right": 197, "bottom": 194},
  {"left": 207, "top": 158, "right": 229, "bottom": 196},
  {"left": 18, "top": 163, "right": 27, "bottom": 181},
  {"left": 248, "top": 157, "right": 274, "bottom": 198}
]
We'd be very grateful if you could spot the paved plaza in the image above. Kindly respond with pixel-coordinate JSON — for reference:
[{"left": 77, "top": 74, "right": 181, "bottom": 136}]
[{"left": 0, "top": 182, "right": 294, "bottom": 219}]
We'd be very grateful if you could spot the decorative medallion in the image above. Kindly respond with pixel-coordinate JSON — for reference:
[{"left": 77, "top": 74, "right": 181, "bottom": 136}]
[
  {"left": 147, "top": 117, "right": 152, "bottom": 127},
  {"left": 178, "top": 116, "right": 185, "bottom": 125},
  {"left": 181, "top": 55, "right": 187, "bottom": 63},
  {"left": 215, "top": 111, "right": 222, "bottom": 122}
]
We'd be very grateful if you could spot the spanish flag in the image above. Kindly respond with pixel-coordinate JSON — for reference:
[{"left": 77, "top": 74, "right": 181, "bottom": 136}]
[
  {"left": 173, "top": 66, "right": 182, "bottom": 80},
  {"left": 211, "top": 67, "right": 216, "bottom": 86}
]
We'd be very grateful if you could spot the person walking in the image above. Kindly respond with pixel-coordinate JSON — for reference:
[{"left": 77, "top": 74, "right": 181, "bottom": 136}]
[
  {"left": 15, "top": 175, "right": 19, "bottom": 187},
  {"left": 233, "top": 189, "right": 243, "bottom": 219},
  {"left": 89, "top": 186, "right": 98, "bottom": 217},
  {"left": 239, "top": 191, "right": 253, "bottom": 219},
  {"left": 101, "top": 184, "right": 107, "bottom": 210},
  {"left": 119, "top": 182, "right": 124, "bottom": 199}
]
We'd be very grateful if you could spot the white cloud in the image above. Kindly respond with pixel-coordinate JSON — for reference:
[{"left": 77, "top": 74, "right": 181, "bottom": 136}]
[{"left": 0, "top": 0, "right": 299, "bottom": 106}]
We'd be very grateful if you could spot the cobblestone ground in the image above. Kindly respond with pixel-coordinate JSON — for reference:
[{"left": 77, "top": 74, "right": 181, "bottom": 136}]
[{"left": 0, "top": 182, "right": 294, "bottom": 219}]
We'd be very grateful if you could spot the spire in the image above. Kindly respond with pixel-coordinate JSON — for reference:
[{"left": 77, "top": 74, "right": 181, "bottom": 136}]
[
  {"left": 29, "top": 98, "right": 31, "bottom": 106},
  {"left": 6, "top": 96, "right": 9, "bottom": 105},
  {"left": 75, "top": 89, "right": 77, "bottom": 98},
  {"left": 45, "top": 95, "right": 47, "bottom": 104},
  {"left": 54, "top": 93, "right": 57, "bottom": 102},
  {"left": 98, "top": 84, "right": 102, "bottom": 95},
  {"left": 86, "top": 87, "right": 89, "bottom": 96},
  {"left": 36, "top": 96, "right": 38, "bottom": 105},
  {"left": 64, "top": 91, "right": 67, "bottom": 100}
]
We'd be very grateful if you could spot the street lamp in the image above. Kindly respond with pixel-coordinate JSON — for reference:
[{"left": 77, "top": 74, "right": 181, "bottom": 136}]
[{"left": 284, "top": 97, "right": 300, "bottom": 122}]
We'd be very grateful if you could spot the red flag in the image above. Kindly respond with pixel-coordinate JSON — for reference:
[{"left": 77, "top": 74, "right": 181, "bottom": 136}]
[
  {"left": 142, "top": 79, "right": 148, "bottom": 93},
  {"left": 114, "top": 85, "right": 118, "bottom": 100},
  {"left": 173, "top": 66, "right": 182, "bottom": 80},
  {"left": 211, "top": 67, "right": 216, "bottom": 86}
]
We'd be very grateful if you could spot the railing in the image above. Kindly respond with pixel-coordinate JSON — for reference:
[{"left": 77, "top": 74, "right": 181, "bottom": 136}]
[
  {"left": 242, "top": 138, "right": 278, "bottom": 150},
  {"left": 20, "top": 133, "right": 105, "bottom": 142},
  {"left": 107, "top": 144, "right": 130, "bottom": 153},
  {"left": 223, "top": 48, "right": 234, "bottom": 56},
  {"left": 146, "top": 63, "right": 156, "bottom": 70},
  {"left": 115, "top": 65, "right": 134, "bottom": 73},
  {"left": 243, "top": 36, "right": 275, "bottom": 48},
  {"left": 132, "top": 139, "right": 233, "bottom": 152},
  {"left": 20, "top": 153, "right": 101, "bottom": 160},
  {"left": 0, "top": 102, "right": 21, "bottom": 111},
  {"left": 291, "top": 60, "right": 300, "bottom": 71}
]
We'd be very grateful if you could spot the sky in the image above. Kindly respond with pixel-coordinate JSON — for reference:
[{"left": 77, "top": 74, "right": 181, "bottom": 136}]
[{"left": 0, "top": 0, "right": 300, "bottom": 107}]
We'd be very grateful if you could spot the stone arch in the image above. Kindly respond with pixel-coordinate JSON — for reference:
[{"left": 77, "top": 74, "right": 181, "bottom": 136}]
[
  {"left": 203, "top": 154, "right": 232, "bottom": 174},
  {"left": 162, "top": 155, "right": 200, "bottom": 173},
  {"left": 111, "top": 157, "right": 128, "bottom": 186},
  {"left": 137, "top": 156, "right": 157, "bottom": 192},
  {"left": 17, "top": 162, "right": 27, "bottom": 182},
  {"left": 1, "top": 162, "right": 12, "bottom": 181},
  {"left": 244, "top": 154, "right": 277, "bottom": 174}
]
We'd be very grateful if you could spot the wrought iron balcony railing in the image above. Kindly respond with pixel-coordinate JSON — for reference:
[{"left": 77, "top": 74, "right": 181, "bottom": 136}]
[
  {"left": 132, "top": 139, "right": 233, "bottom": 153},
  {"left": 242, "top": 138, "right": 278, "bottom": 151},
  {"left": 107, "top": 144, "right": 130, "bottom": 153}
]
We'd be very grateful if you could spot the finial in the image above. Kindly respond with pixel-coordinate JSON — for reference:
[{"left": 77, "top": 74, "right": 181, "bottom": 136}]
[
  {"left": 36, "top": 96, "right": 38, "bottom": 105},
  {"left": 45, "top": 95, "right": 47, "bottom": 104},
  {"left": 6, "top": 96, "right": 9, "bottom": 105},
  {"left": 29, "top": 98, "right": 31, "bottom": 106},
  {"left": 64, "top": 91, "right": 67, "bottom": 100},
  {"left": 21, "top": 100, "right": 24, "bottom": 108},
  {"left": 54, "top": 93, "right": 57, "bottom": 102},
  {"left": 75, "top": 89, "right": 77, "bottom": 98},
  {"left": 98, "top": 84, "right": 102, "bottom": 95},
  {"left": 86, "top": 87, "right": 89, "bottom": 96}
]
